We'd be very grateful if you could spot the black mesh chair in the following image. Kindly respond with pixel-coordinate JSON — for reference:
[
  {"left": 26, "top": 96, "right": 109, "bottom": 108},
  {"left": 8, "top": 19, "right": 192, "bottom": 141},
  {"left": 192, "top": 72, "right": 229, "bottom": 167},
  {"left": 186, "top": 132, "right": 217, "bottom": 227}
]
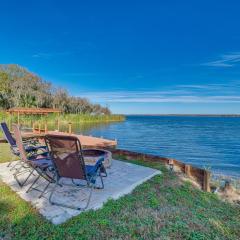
[
  {"left": 45, "top": 134, "right": 105, "bottom": 210},
  {"left": 0, "top": 122, "right": 47, "bottom": 169},
  {"left": 12, "top": 124, "right": 54, "bottom": 197}
]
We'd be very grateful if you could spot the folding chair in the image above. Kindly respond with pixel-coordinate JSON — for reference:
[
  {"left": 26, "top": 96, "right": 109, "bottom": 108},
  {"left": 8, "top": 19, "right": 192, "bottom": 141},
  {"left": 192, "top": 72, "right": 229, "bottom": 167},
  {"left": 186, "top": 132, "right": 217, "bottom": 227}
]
[
  {"left": 12, "top": 124, "right": 54, "bottom": 197},
  {"left": 0, "top": 122, "right": 47, "bottom": 169},
  {"left": 45, "top": 134, "right": 105, "bottom": 210}
]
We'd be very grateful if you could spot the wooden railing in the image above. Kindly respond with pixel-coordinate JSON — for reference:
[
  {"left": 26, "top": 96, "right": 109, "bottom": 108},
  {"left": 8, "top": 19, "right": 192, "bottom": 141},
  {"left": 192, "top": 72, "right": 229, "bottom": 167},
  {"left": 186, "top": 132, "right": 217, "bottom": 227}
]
[{"left": 32, "top": 121, "right": 72, "bottom": 134}]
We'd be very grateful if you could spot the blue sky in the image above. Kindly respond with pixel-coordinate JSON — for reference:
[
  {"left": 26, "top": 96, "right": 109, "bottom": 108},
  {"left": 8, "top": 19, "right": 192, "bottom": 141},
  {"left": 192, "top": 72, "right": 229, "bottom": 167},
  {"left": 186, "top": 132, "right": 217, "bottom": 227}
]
[{"left": 1, "top": 1, "right": 240, "bottom": 114}]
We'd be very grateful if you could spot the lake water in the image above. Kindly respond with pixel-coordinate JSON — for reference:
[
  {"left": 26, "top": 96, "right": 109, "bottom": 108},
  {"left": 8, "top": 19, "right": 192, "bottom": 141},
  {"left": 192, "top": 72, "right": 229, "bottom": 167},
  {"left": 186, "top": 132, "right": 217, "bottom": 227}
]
[{"left": 72, "top": 115, "right": 240, "bottom": 178}]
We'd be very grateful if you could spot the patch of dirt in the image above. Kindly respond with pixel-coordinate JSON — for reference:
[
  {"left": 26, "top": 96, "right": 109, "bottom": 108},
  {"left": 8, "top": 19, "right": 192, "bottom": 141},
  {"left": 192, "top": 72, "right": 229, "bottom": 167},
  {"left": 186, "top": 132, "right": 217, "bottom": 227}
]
[
  {"left": 217, "top": 183, "right": 240, "bottom": 205},
  {"left": 177, "top": 173, "right": 202, "bottom": 190}
]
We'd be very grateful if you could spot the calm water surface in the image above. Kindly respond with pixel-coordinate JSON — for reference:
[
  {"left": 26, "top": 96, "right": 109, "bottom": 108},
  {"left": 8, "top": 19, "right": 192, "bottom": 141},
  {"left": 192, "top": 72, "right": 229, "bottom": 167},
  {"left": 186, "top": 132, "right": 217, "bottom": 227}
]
[{"left": 73, "top": 116, "right": 240, "bottom": 178}]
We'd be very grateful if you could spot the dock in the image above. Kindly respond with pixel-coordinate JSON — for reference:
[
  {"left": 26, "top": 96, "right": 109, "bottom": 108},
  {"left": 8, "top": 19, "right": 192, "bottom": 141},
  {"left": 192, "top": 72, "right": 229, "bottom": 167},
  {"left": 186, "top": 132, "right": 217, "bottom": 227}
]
[{"left": 0, "top": 131, "right": 117, "bottom": 148}]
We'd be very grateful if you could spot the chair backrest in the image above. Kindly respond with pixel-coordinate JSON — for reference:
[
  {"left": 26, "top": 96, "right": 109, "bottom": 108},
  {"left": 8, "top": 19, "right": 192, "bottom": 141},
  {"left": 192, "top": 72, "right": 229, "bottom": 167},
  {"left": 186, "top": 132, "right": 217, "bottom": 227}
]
[
  {"left": 45, "top": 134, "right": 87, "bottom": 180},
  {"left": 0, "top": 122, "right": 16, "bottom": 146},
  {"left": 12, "top": 124, "right": 28, "bottom": 162}
]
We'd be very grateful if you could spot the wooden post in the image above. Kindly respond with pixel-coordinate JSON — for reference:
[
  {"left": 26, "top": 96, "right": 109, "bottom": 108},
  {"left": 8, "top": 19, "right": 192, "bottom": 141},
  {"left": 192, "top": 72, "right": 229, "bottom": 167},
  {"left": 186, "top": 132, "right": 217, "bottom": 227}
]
[
  {"left": 168, "top": 159, "right": 174, "bottom": 165},
  {"left": 68, "top": 122, "right": 72, "bottom": 134},
  {"left": 8, "top": 112, "right": 11, "bottom": 131},
  {"left": 168, "top": 159, "right": 174, "bottom": 171},
  {"left": 203, "top": 170, "right": 211, "bottom": 192},
  {"left": 57, "top": 119, "right": 60, "bottom": 132},
  {"left": 185, "top": 164, "right": 191, "bottom": 177}
]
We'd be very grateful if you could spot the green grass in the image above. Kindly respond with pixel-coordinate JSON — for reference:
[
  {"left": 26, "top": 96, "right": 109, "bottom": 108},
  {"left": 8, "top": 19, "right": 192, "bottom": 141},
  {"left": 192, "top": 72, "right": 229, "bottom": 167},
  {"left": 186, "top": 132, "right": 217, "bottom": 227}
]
[
  {"left": 0, "top": 145, "right": 240, "bottom": 240},
  {"left": 0, "top": 111, "right": 125, "bottom": 125}
]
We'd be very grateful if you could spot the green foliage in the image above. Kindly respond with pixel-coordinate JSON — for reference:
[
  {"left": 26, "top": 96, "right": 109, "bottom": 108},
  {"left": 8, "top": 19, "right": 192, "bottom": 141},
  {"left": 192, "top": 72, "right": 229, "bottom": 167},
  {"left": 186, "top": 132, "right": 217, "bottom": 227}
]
[
  {"left": 0, "top": 148, "right": 240, "bottom": 239},
  {"left": 0, "top": 111, "right": 125, "bottom": 126},
  {"left": 0, "top": 72, "right": 11, "bottom": 109},
  {"left": 0, "top": 64, "right": 111, "bottom": 115}
]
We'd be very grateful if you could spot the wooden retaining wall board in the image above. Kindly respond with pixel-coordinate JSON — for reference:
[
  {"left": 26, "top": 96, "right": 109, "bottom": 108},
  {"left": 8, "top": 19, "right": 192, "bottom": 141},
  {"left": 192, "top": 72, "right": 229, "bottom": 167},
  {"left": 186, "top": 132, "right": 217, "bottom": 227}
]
[{"left": 107, "top": 148, "right": 211, "bottom": 192}]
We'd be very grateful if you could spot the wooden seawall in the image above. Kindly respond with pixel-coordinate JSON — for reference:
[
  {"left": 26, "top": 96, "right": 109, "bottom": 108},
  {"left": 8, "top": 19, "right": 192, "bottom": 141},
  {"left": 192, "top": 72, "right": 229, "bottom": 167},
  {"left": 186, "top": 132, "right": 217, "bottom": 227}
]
[{"left": 108, "top": 148, "right": 211, "bottom": 192}]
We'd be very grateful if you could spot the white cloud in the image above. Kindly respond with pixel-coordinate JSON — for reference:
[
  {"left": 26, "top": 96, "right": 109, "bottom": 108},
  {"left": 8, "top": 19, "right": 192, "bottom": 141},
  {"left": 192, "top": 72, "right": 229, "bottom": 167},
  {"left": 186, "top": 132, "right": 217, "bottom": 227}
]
[
  {"left": 76, "top": 82, "right": 240, "bottom": 104},
  {"left": 32, "top": 51, "right": 71, "bottom": 59},
  {"left": 32, "top": 53, "right": 53, "bottom": 58},
  {"left": 202, "top": 52, "right": 240, "bottom": 67}
]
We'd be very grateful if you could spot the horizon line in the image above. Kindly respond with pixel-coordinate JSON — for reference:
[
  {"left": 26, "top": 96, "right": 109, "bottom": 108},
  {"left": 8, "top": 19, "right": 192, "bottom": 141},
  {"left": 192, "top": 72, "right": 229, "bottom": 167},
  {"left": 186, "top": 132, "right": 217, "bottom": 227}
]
[{"left": 123, "top": 114, "right": 240, "bottom": 116}]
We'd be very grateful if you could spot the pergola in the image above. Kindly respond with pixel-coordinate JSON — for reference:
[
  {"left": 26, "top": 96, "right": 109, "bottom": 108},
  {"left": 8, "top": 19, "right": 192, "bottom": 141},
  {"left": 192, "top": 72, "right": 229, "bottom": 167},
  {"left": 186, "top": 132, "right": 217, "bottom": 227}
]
[{"left": 7, "top": 107, "right": 62, "bottom": 124}]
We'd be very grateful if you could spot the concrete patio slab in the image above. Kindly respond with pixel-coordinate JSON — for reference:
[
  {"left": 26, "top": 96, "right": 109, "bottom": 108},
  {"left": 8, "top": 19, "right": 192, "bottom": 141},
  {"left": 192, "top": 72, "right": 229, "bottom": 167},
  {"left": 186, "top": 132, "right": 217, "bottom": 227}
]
[{"left": 0, "top": 159, "right": 160, "bottom": 224}]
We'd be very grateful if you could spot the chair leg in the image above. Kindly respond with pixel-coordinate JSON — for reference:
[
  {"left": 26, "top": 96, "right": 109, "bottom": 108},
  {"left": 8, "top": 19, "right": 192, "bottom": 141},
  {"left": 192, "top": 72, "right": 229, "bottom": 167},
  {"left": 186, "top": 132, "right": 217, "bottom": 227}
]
[
  {"left": 99, "top": 173, "right": 104, "bottom": 189},
  {"left": 100, "top": 165, "right": 107, "bottom": 177},
  {"left": 38, "top": 181, "right": 51, "bottom": 198},
  {"left": 49, "top": 181, "right": 94, "bottom": 211},
  {"left": 26, "top": 174, "right": 40, "bottom": 193},
  {"left": 14, "top": 167, "right": 34, "bottom": 187},
  {"left": 93, "top": 169, "right": 104, "bottom": 189},
  {"left": 49, "top": 182, "right": 58, "bottom": 204},
  {"left": 38, "top": 170, "right": 56, "bottom": 198},
  {"left": 26, "top": 169, "right": 55, "bottom": 198},
  {"left": 84, "top": 184, "right": 93, "bottom": 210}
]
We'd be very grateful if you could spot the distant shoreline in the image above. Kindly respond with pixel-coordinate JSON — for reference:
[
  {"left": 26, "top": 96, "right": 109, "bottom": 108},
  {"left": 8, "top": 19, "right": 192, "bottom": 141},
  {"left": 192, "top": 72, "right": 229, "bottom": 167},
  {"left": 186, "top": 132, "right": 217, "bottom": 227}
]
[{"left": 125, "top": 114, "right": 240, "bottom": 117}]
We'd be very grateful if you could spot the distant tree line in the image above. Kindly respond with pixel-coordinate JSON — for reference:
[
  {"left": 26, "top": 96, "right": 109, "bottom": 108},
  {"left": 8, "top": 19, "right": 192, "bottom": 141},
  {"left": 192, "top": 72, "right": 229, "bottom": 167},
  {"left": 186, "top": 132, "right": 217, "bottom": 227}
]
[{"left": 0, "top": 64, "right": 111, "bottom": 115}]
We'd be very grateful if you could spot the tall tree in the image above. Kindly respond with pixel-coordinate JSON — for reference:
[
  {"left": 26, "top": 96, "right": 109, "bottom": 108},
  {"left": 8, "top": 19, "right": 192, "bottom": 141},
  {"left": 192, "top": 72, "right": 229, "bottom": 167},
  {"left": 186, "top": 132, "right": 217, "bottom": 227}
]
[
  {"left": 0, "top": 64, "right": 111, "bottom": 115},
  {"left": 0, "top": 72, "right": 11, "bottom": 108}
]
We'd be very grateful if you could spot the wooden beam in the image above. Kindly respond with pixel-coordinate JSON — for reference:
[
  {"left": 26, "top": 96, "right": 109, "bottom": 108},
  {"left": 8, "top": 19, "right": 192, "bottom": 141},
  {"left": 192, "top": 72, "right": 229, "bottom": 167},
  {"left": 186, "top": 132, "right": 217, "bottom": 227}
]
[
  {"left": 185, "top": 164, "right": 191, "bottom": 177},
  {"left": 7, "top": 107, "right": 62, "bottom": 115}
]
